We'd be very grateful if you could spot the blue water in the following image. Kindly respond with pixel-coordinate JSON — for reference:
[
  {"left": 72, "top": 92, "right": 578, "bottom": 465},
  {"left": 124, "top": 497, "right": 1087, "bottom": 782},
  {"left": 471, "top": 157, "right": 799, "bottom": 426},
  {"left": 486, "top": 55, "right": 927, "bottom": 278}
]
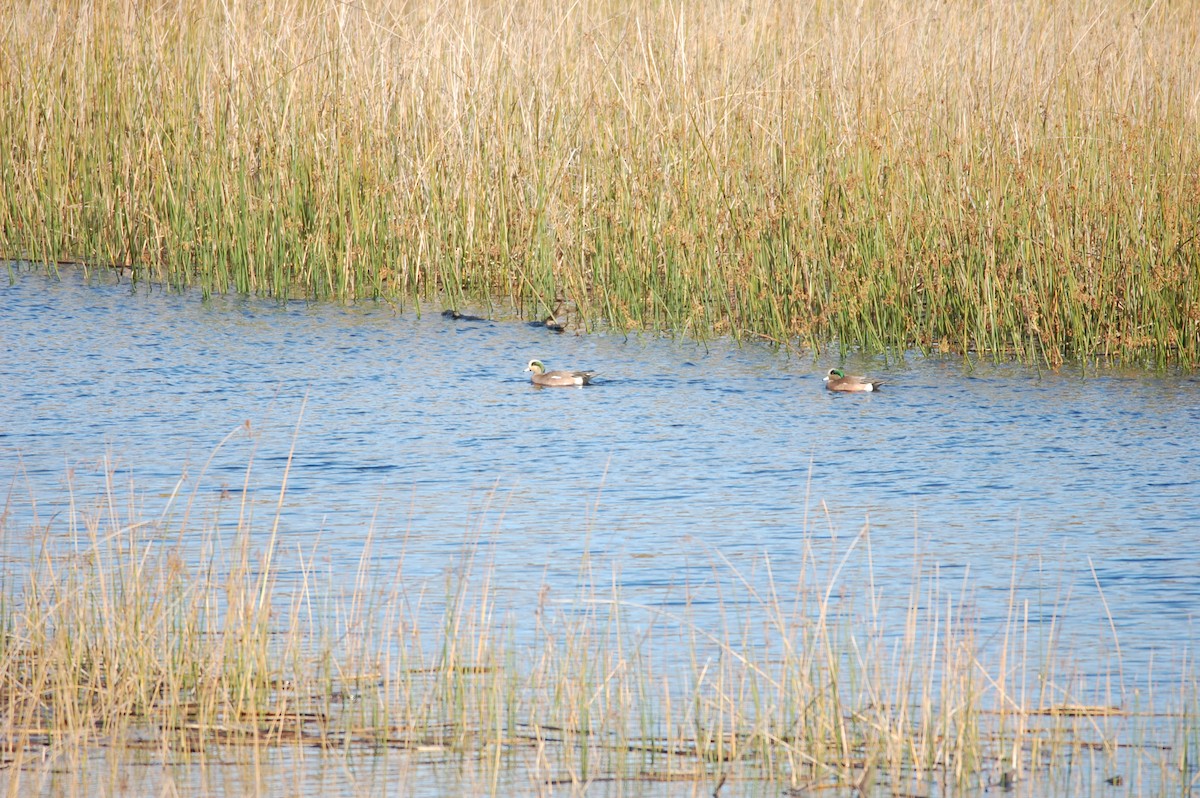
[{"left": 2, "top": 265, "right": 1198, "bottom": 693}]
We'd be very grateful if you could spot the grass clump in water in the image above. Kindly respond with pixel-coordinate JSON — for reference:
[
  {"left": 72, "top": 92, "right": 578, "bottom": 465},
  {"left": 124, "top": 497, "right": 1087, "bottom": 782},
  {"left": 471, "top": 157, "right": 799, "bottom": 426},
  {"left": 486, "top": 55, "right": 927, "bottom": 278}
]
[
  {"left": 1, "top": 0, "right": 1199, "bottom": 367},
  {"left": 0, "top": 464, "right": 1195, "bottom": 795}
]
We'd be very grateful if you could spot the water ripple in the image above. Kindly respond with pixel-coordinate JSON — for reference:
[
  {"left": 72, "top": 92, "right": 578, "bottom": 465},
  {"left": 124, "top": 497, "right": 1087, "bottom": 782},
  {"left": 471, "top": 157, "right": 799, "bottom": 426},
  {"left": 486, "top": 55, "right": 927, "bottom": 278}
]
[{"left": 1, "top": 266, "right": 1198, "bottom": 684}]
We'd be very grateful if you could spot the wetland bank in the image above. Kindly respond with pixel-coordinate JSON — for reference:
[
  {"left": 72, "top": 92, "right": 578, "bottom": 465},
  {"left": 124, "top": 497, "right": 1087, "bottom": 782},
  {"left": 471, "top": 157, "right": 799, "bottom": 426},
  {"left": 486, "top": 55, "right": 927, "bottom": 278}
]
[
  {"left": 3, "top": 0, "right": 1199, "bottom": 365},
  {"left": 3, "top": 0, "right": 1200, "bottom": 794}
]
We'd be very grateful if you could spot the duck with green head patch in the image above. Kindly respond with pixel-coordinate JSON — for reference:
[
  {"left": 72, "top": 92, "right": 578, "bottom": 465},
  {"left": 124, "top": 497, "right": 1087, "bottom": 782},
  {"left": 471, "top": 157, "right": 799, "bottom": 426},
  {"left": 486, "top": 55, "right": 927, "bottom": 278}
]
[
  {"left": 525, "top": 359, "right": 597, "bottom": 387},
  {"left": 823, "top": 368, "right": 884, "bottom": 392}
]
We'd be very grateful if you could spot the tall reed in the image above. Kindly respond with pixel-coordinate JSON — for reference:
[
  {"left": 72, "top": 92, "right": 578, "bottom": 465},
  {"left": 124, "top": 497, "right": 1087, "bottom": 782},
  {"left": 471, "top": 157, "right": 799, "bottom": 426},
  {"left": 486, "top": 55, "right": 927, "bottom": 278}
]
[
  {"left": 1, "top": 465, "right": 1194, "bottom": 795},
  {"left": 2, "top": 0, "right": 1198, "bottom": 365}
]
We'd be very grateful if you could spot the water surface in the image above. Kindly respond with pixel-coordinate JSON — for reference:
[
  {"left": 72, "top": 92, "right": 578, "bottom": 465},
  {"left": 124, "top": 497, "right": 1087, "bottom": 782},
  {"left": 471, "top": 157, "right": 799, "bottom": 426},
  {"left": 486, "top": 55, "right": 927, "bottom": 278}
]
[{"left": 2, "top": 265, "right": 1198, "bottom": 688}]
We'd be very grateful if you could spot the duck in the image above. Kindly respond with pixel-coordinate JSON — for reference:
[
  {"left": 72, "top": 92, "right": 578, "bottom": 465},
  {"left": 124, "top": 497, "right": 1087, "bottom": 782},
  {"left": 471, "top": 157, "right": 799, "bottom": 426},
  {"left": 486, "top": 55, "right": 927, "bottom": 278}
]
[
  {"left": 442, "top": 309, "right": 489, "bottom": 322},
  {"left": 823, "top": 368, "right": 884, "bottom": 392},
  {"left": 525, "top": 359, "right": 597, "bottom": 387}
]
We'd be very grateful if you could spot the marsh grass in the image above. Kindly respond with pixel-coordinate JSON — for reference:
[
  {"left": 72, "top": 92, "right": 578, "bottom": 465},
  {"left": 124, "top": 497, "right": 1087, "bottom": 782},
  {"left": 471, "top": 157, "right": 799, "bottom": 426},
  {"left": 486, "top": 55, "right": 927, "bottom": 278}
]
[
  {"left": 1, "top": 465, "right": 1195, "bottom": 796},
  {"left": 2, "top": 0, "right": 1199, "bottom": 366}
]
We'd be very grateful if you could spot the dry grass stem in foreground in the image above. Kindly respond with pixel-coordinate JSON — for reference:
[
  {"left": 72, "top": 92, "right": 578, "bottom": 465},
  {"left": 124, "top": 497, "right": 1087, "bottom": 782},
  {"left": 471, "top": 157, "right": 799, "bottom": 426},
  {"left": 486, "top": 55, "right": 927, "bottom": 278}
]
[{"left": 0, "top": 466, "right": 1194, "bottom": 795}]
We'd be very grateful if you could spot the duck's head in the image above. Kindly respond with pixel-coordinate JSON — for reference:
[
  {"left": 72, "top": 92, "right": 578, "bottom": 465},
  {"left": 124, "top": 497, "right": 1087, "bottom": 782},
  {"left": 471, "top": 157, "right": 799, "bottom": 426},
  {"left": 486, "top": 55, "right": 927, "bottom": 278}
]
[
  {"left": 824, "top": 368, "right": 845, "bottom": 381},
  {"left": 525, "top": 359, "right": 546, "bottom": 374}
]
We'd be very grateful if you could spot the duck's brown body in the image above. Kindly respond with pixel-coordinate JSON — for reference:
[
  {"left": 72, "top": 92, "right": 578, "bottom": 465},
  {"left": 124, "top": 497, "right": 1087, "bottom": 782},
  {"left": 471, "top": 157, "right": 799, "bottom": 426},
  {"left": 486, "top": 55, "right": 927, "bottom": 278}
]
[
  {"left": 823, "top": 368, "right": 883, "bottom": 392},
  {"left": 526, "top": 359, "right": 597, "bottom": 387}
]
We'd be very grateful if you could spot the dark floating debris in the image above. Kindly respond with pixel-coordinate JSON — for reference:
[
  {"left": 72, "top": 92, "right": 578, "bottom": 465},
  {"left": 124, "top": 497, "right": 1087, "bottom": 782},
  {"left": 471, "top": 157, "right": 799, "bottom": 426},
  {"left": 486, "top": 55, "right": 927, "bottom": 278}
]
[
  {"left": 527, "top": 317, "right": 566, "bottom": 333},
  {"left": 441, "top": 309, "right": 489, "bottom": 322}
]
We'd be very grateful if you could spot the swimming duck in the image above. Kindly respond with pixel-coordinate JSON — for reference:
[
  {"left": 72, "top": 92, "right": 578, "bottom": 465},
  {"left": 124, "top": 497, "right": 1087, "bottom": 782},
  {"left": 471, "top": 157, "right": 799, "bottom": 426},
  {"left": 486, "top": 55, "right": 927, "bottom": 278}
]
[
  {"left": 525, "top": 359, "right": 597, "bottom": 387},
  {"left": 823, "top": 368, "right": 884, "bottom": 392}
]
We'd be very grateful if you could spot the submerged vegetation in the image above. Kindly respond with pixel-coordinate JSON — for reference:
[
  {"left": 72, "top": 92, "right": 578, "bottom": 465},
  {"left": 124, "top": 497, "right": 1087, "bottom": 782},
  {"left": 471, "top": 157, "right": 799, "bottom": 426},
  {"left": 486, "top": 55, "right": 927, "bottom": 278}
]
[
  {"left": 2, "top": 0, "right": 1199, "bottom": 365},
  {"left": 0, "top": 462, "right": 1196, "bottom": 796}
]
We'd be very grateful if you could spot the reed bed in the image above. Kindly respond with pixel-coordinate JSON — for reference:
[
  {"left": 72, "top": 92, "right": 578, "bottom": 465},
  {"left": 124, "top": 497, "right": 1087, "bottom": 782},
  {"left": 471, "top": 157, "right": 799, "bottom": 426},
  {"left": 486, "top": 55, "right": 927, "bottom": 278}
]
[
  {"left": 0, "top": 467, "right": 1195, "bottom": 796},
  {"left": 1, "top": 0, "right": 1198, "bottom": 366}
]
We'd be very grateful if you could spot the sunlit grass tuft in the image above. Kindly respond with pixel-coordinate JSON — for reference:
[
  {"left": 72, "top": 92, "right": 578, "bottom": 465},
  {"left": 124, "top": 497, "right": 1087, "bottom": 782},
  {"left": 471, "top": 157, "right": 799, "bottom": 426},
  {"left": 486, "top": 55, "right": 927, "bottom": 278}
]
[
  {"left": 2, "top": 0, "right": 1198, "bottom": 366},
  {"left": 0, "top": 461, "right": 1195, "bottom": 795}
]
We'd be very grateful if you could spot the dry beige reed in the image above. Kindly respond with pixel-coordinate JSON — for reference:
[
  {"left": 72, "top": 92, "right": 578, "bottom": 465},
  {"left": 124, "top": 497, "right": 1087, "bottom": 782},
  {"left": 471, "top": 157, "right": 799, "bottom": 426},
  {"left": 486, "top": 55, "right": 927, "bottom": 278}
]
[{"left": 2, "top": 0, "right": 1198, "bottom": 364}]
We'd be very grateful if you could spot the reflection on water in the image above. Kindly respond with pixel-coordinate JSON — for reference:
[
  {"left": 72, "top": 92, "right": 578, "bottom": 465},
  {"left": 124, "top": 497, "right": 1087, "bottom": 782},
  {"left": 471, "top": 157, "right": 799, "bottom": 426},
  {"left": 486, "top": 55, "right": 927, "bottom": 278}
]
[{"left": 2, "top": 268, "right": 1198, "bottom": 688}]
